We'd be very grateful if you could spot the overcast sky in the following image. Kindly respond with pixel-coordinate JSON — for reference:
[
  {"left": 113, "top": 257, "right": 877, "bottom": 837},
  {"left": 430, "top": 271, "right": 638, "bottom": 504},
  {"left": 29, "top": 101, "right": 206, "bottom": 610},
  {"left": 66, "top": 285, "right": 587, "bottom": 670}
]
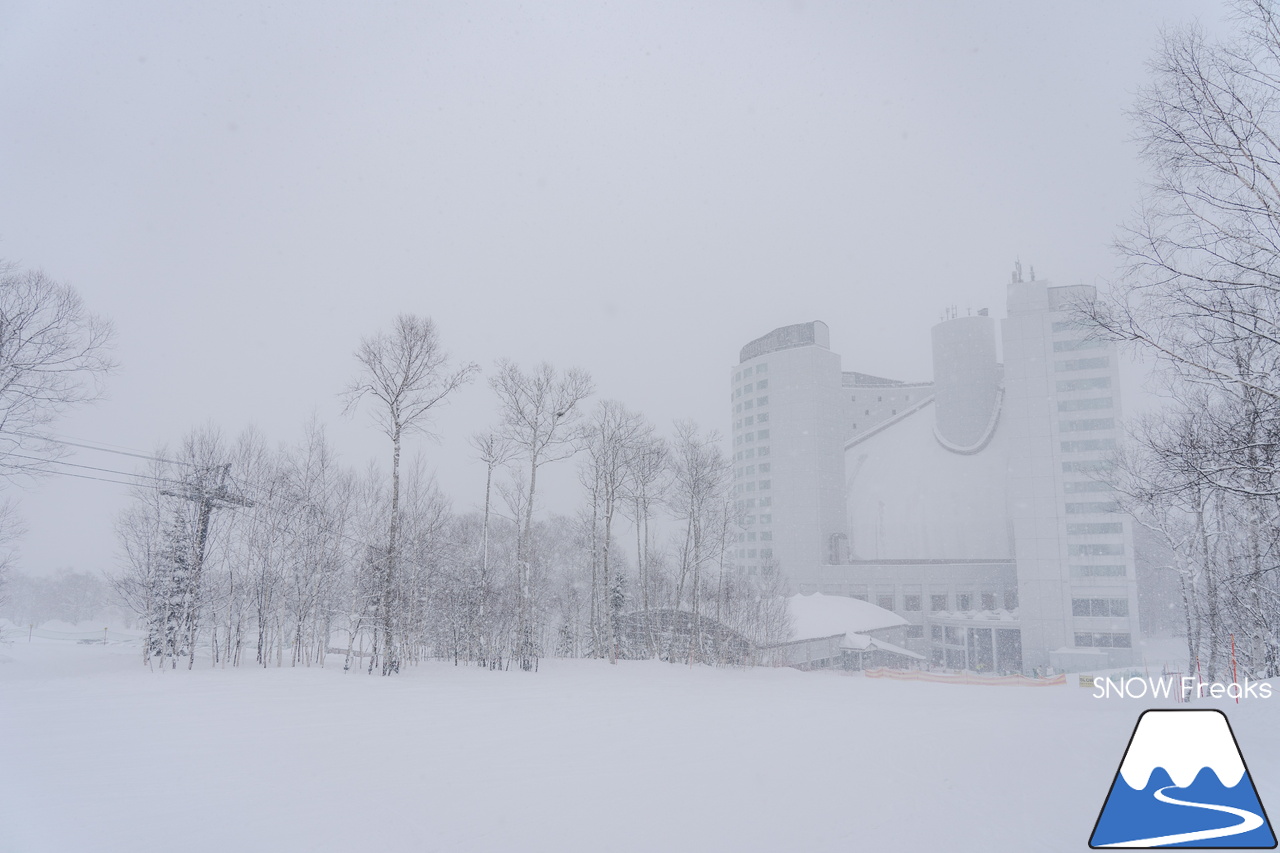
[{"left": 0, "top": 0, "right": 1225, "bottom": 577}]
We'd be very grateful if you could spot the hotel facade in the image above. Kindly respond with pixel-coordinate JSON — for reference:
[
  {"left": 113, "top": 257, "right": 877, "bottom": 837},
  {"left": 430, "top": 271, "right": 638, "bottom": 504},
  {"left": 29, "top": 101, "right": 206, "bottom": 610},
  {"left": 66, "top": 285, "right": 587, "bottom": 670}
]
[{"left": 730, "top": 268, "right": 1140, "bottom": 672}]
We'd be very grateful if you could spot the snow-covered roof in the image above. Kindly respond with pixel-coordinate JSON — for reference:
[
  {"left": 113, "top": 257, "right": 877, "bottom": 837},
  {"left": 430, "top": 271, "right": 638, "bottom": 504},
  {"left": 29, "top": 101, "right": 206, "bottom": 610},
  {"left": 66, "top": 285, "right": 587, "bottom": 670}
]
[
  {"left": 837, "top": 632, "right": 926, "bottom": 660},
  {"left": 788, "top": 593, "right": 907, "bottom": 641}
]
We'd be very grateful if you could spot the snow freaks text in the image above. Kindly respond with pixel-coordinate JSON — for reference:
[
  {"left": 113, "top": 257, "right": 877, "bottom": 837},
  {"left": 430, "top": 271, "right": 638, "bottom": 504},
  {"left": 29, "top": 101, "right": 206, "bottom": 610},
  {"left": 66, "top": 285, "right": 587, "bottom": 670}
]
[{"left": 1091, "top": 677, "right": 1273, "bottom": 701}]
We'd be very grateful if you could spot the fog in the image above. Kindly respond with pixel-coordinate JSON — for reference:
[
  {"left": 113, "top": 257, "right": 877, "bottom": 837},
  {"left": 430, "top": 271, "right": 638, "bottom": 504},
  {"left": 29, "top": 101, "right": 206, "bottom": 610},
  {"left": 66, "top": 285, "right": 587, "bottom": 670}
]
[{"left": 0, "top": 0, "right": 1219, "bottom": 575}]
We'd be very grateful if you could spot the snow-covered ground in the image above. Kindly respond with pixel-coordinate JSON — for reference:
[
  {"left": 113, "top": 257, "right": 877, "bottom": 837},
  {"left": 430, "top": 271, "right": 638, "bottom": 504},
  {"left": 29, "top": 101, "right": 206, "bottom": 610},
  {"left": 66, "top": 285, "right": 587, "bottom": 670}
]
[{"left": 2, "top": 631, "right": 1276, "bottom": 853}]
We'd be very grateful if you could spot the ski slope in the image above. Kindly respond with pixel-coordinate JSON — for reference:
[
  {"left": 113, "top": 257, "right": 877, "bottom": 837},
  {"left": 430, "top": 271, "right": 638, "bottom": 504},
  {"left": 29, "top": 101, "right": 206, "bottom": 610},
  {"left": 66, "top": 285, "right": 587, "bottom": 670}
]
[{"left": 2, "top": 634, "right": 1277, "bottom": 853}]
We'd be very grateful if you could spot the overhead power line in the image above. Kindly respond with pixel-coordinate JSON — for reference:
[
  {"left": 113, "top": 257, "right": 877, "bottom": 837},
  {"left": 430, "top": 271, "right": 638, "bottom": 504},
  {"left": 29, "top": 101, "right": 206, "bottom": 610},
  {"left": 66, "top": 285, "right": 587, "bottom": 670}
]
[
  {"left": 0, "top": 430, "right": 193, "bottom": 468},
  {"left": 2, "top": 452, "right": 189, "bottom": 488},
  {"left": 0, "top": 428, "right": 385, "bottom": 555}
]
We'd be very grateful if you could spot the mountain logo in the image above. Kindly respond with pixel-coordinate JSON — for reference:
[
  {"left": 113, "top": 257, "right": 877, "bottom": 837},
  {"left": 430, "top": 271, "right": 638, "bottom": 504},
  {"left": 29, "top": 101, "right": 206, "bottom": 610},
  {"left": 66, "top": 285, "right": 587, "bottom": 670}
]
[{"left": 1090, "top": 709, "right": 1276, "bottom": 848}]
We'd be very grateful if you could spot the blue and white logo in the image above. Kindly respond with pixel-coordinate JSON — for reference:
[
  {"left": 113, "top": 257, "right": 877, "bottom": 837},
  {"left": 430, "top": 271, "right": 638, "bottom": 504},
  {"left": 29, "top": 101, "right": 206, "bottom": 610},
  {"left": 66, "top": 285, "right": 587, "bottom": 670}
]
[{"left": 1090, "top": 709, "right": 1276, "bottom": 848}]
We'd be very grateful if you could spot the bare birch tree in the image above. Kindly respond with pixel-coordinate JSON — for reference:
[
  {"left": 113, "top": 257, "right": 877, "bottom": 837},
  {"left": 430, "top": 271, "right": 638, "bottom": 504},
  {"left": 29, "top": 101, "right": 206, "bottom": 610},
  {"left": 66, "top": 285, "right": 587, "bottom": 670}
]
[
  {"left": 489, "top": 360, "right": 593, "bottom": 670},
  {"left": 343, "top": 315, "right": 478, "bottom": 674},
  {"left": 579, "top": 401, "right": 649, "bottom": 660},
  {"left": 622, "top": 435, "right": 669, "bottom": 618},
  {"left": 668, "top": 420, "right": 732, "bottom": 661}
]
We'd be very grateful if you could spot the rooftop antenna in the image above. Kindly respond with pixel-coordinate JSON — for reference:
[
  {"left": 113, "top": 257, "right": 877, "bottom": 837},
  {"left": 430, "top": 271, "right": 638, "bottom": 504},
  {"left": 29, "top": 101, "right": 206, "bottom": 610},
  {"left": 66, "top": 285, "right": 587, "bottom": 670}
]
[{"left": 1012, "top": 259, "right": 1024, "bottom": 284}]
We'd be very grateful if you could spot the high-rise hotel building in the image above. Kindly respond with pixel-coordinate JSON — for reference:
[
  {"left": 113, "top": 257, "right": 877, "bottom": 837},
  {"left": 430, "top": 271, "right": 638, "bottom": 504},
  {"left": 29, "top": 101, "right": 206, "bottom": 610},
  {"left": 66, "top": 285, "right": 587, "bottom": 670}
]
[{"left": 730, "top": 268, "right": 1141, "bottom": 672}]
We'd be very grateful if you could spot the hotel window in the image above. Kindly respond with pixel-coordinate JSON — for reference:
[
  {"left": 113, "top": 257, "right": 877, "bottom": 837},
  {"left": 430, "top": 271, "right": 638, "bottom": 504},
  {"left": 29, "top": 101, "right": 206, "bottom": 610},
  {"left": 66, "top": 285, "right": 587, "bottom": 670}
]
[
  {"left": 1066, "top": 502, "right": 1120, "bottom": 514},
  {"left": 1062, "top": 460, "right": 1113, "bottom": 473},
  {"left": 903, "top": 594, "right": 922, "bottom": 611},
  {"left": 748, "top": 549, "right": 757, "bottom": 558},
  {"left": 745, "top": 432, "right": 754, "bottom": 442},
  {"left": 759, "top": 479, "right": 771, "bottom": 490},
  {"left": 756, "top": 412, "right": 769, "bottom": 423},
  {"left": 756, "top": 363, "right": 768, "bottom": 374},
  {"left": 1053, "top": 338, "right": 1106, "bottom": 352},
  {"left": 743, "top": 515, "right": 755, "bottom": 525},
  {"left": 1069, "top": 565, "right": 1126, "bottom": 577},
  {"left": 759, "top": 496, "right": 771, "bottom": 506},
  {"left": 1075, "top": 633, "right": 1131, "bottom": 648},
  {"left": 1058, "top": 397, "right": 1113, "bottom": 412},
  {"left": 759, "top": 514, "right": 772, "bottom": 523},
  {"left": 1068, "top": 543, "right": 1125, "bottom": 556},
  {"left": 1060, "top": 418, "right": 1115, "bottom": 432},
  {"left": 760, "top": 531, "right": 772, "bottom": 541},
  {"left": 757, "top": 429, "right": 770, "bottom": 439},
  {"left": 744, "top": 448, "right": 755, "bottom": 459},
  {"left": 744, "top": 465, "right": 755, "bottom": 476},
  {"left": 746, "top": 532, "right": 756, "bottom": 542},
  {"left": 1056, "top": 356, "right": 1109, "bottom": 372},
  {"left": 930, "top": 594, "right": 948, "bottom": 611},
  {"left": 760, "top": 548, "right": 773, "bottom": 559},
  {"left": 1004, "top": 588, "right": 1019, "bottom": 610},
  {"left": 1064, "top": 480, "right": 1111, "bottom": 493},
  {"left": 981, "top": 592, "right": 996, "bottom": 610},
  {"left": 758, "top": 463, "right": 770, "bottom": 473},
  {"left": 877, "top": 594, "right": 895, "bottom": 611},
  {"left": 1066, "top": 522, "right": 1123, "bottom": 535},
  {"left": 931, "top": 625, "right": 944, "bottom": 641},
  {"left": 1056, "top": 377, "right": 1111, "bottom": 393},
  {"left": 756, "top": 379, "right": 768, "bottom": 389},
  {"left": 1061, "top": 438, "right": 1116, "bottom": 453},
  {"left": 757, "top": 446, "right": 770, "bottom": 456},
  {"left": 744, "top": 399, "right": 754, "bottom": 410},
  {"left": 905, "top": 625, "right": 925, "bottom": 640},
  {"left": 734, "top": 372, "right": 741, "bottom": 382},
  {"left": 756, "top": 395, "right": 768, "bottom": 406},
  {"left": 745, "top": 498, "right": 756, "bottom": 508},
  {"left": 956, "top": 593, "right": 972, "bottom": 611},
  {"left": 734, "top": 404, "right": 741, "bottom": 414},
  {"left": 1072, "top": 598, "right": 1129, "bottom": 617},
  {"left": 743, "top": 415, "right": 754, "bottom": 426},
  {"left": 743, "top": 382, "right": 753, "bottom": 392}
]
